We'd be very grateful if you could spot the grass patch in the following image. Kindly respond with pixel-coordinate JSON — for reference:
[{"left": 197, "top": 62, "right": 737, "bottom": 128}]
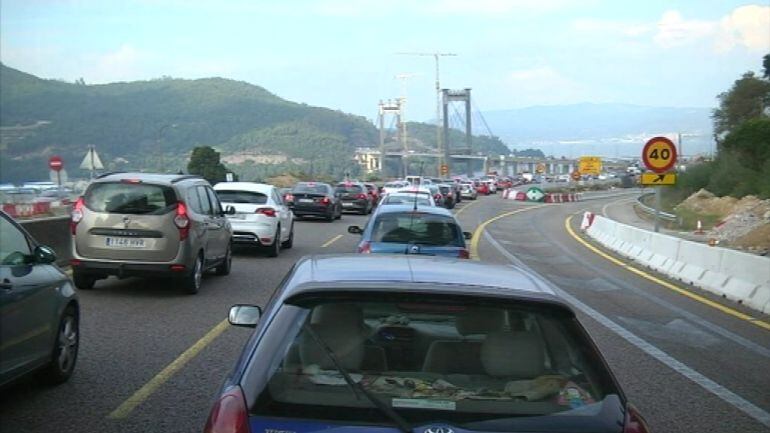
[{"left": 674, "top": 207, "right": 722, "bottom": 231}]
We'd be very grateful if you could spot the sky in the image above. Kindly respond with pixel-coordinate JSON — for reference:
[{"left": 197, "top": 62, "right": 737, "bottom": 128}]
[{"left": 1, "top": 0, "right": 769, "bottom": 123}]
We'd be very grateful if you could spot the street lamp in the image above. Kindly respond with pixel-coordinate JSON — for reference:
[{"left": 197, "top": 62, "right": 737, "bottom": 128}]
[{"left": 157, "top": 123, "right": 177, "bottom": 173}]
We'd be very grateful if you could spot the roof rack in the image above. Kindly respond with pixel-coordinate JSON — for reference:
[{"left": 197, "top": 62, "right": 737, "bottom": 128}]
[
  {"left": 95, "top": 171, "right": 126, "bottom": 179},
  {"left": 170, "top": 174, "right": 204, "bottom": 183}
]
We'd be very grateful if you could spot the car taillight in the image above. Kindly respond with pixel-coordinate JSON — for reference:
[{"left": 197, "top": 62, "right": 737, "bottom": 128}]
[
  {"left": 203, "top": 386, "right": 250, "bottom": 433},
  {"left": 357, "top": 193, "right": 368, "bottom": 200},
  {"left": 256, "top": 207, "right": 276, "bottom": 217},
  {"left": 320, "top": 197, "right": 331, "bottom": 205},
  {"left": 434, "top": 194, "right": 442, "bottom": 200},
  {"left": 358, "top": 242, "right": 371, "bottom": 253},
  {"left": 174, "top": 202, "right": 190, "bottom": 240},
  {"left": 285, "top": 194, "right": 294, "bottom": 202},
  {"left": 70, "top": 197, "right": 85, "bottom": 235},
  {"left": 623, "top": 404, "right": 651, "bottom": 433},
  {"left": 458, "top": 249, "right": 470, "bottom": 259}
]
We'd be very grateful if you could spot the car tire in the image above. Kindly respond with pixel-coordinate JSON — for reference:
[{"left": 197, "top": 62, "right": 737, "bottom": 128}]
[
  {"left": 214, "top": 245, "right": 232, "bottom": 276},
  {"left": 181, "top": 254, "right": 203, "bottom": 294},
  {"left": 73, "top": 271, "right": 96, "bottom": 290},
  {"left": 282, "top": 223, "right": 294, "bottom": 249},
  {"left": 266, "top": 227, "right": 280, "bottom": 257},
  {"left": 335, "top": 205, "right": 342, "bottom": 220},
  {"left": 326, "top": 210, "right": 334, "bottom": 221},
  {"left": 39, "top": 305, "right": 78, "bottom": 385}
]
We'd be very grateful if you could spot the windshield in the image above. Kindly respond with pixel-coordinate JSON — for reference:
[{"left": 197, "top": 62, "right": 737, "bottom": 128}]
[
  {"left": 216, "top": 190, "right": 267, "bottom": 204},
  {"left": 85, "top": 182, "right": 176, "bottom": 215},
  {"left": 294, "top": 184, "right": 328, "bottom": 194},
  {"left": 371, "top": 212, "right": 462, "bottom": 246},
  {"left": 248, "top": 299, "right": 615, "bottom": 430}
]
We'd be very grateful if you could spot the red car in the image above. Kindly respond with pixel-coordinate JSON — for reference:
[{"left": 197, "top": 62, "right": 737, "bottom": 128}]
[
  {"left": 364, "top": 183, "right": 380, "bottom": 207},
  {"left": 475, "top": 180, "right": 490, "bottom": 195}
]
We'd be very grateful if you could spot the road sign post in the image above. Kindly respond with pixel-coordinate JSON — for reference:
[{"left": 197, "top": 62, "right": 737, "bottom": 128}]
[
  {"left": 642, "top": 137, "right": 678, "bottom": 233},
  {"left": 49, "top": 156, "right": 64, "bottom": 195}
]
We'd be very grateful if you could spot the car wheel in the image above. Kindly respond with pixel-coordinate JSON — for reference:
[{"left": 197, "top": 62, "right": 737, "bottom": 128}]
[
  {"left": 282, "top": 223, "right": 294, "bottom": 249},
  {"left": 181, "top": 254, "right": 203, "bottom": 294},
  {"left": 335, "top": 205, "right": 342, "bottom": 219},
  {"left": 326, "top": 209, "right": 334, "bottom": 221},
  {"left": 72, "top": 271, "right": 96, "bottom": 290},
  {"left": 214, "top": 245, "right": 232, "bottom": 276},
  {"left": 266, "top": 227, "right": 280, "bottom": 257},
  {"left": 39, "top": 305, "right": 79, "bottom": 385}
]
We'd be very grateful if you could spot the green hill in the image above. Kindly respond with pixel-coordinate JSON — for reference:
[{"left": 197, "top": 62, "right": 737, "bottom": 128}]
[{"left": 0, "top": 64, "right": 510, "bottom": 182}]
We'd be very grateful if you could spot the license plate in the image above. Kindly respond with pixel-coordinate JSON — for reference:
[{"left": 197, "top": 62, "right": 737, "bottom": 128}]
[
  {"left": 299, "top": 198, "right": 313, "bottom": 203},
  {"left": 105, "top": 237, "right": 146, "bottom": 248},
  {"left": 228, "top": 213, "right": 246, "bottom": 219},
  {"left": 342, "top": 202, "right": 353, "bottom": 207}
]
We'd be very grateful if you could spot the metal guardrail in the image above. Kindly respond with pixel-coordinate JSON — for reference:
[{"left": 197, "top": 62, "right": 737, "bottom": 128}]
[{"left": 636, "top": 192, "right": 677, "bottom": 221}]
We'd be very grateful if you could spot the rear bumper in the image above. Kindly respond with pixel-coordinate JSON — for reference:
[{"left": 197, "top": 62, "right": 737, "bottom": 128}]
[
  {"left": 229, "top": 220, "right": 275, "bottom": 244},
  {"left": 341, "top": 200, "right": 368, "bottom": 212},
  {"left": 290, "top": 204, "right": 333, "bottom": 217},
  {"left": 71, "top": 260, "right": 187, "bottom": 278}
]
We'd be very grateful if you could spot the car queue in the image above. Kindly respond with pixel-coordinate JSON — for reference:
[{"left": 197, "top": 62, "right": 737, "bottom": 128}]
[{"left": 0, "top": 171, "right": 652, "bottom": 433}]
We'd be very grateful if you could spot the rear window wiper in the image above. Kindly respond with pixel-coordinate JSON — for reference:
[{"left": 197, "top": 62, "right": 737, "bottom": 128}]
[{"left": 302, "top": 324, "right": 411, "bottom": 433}]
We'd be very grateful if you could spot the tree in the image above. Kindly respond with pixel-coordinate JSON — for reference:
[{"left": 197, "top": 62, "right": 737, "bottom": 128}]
[
  {"left": 187, "top": 146, "right": 228, "bottom": 183},
  {"left": 712, "top": 71, "right": 770, "bottom": 137},
  {"left": 719, "top": 118, "right": 770, "bottom": 171}
]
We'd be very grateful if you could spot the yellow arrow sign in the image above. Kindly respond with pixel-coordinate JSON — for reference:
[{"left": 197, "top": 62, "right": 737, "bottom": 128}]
[{"left": 641, "top": 173, "right": 677, "bottom": 185}]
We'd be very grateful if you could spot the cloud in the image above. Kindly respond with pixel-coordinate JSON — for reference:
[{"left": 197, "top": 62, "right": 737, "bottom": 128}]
[
  {"left": 93, "top": 44, "right": 143, "bottom": 82},
  {"left": 715, "top": 5, "right": 770, "bottom": 52},
  {"left": 653, "top": 10, "right": 717, "bottom": 48}
]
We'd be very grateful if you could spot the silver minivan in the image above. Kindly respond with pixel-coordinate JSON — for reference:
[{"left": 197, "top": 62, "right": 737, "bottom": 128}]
[{"left": 70, "top": 173, "right": 234, "bottom": 294}]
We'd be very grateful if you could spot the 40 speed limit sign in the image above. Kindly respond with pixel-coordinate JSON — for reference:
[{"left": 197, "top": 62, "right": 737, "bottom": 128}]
[{"left": 642, "top": 136, "right": 677, "bottom": 173}]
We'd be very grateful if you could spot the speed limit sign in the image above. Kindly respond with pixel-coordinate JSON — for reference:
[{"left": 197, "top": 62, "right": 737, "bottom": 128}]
[{"left": 642, "top": 137, "right": 677, "bottom": 174}]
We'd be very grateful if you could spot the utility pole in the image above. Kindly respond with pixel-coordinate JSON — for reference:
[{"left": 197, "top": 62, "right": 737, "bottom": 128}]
[{"left": 396, "top": 52, "right": 457, "bottom": 171}]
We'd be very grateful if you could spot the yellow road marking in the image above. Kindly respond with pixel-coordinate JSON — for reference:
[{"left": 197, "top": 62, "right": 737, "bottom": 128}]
[
  {"left": 453, "top": 197, "right": 481, "bottom": 217},
  {"left": 321, "top": 234, "right": 343, "bottom": 248},
  {"left": 469, "top": 205, "right": 548, "bottom": 260},
  {"left": 564, "top": 215, "right": 770, "bottom": 332},
  {"left": 107, "top": 319, "right": 230, "bottom": 419}
]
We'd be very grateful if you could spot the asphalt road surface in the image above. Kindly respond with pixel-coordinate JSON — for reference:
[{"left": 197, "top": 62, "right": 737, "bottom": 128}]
[{"left": 1, "top": 192, "right": 768, "bottom": 433}]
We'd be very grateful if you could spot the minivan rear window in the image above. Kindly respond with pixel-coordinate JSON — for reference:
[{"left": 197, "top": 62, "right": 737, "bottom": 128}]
[
  {"left": 85, "top": 182, "right": 176, "bottom": 215},
  {"left": 216, "top": 190, "right": 268, "bottom": 204}
]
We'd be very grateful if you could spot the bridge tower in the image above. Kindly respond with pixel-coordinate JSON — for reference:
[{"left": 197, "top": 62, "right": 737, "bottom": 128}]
[
  {"left": 442, "top": 88, "right": 472, "bottom": 176},
  {"left": 378, "top": 99, "right": 405, "bottom": 176}
]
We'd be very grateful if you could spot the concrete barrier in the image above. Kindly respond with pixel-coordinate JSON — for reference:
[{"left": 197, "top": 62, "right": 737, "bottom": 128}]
[
  {"left": 585, "top": 213, "right": 770, "bottom": 314},
  {"left": 19, "top": 216, "right": 71, "bottom": 266}
]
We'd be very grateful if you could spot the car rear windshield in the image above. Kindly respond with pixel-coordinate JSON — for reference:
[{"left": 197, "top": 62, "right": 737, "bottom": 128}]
[
  {"left": 85, "top": 182, "right": 176, "bottom": 215},
  {"left": 246, "top": 297, "right": 617, "bottom": 430},
  {"left": 216, "top": 190, "right": 268, "bottom": 204},
  {"left": 336, "top": 184, "right": 363, "bottom": 193},
  {"left": 372, "top": 212, "right": 462, "bottom": 246},
  {"left": 382, "top": 195, "right": 432, "bottom": 207},
  {"left": 294, "top": 184, "right": 328, "bottom": 194}
]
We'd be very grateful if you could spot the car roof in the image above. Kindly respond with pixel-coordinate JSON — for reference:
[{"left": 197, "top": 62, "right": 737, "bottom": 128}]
[
  {"left": 372, "top": 204, "right": 451, "bottom": 216},
  {"left": 213, "top": 182, "right": 273, "bottom": 193},
  {"left": 281, "top": 254, "right": 559, "bottom": 303},
  {"left": 93, "top": 172, "right": 206, "bottom": 185}
]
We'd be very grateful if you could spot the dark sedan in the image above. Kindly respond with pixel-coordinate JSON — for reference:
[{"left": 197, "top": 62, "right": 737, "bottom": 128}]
[
  {"left": 288, "top": 182, "right": 342, "bottom": 221},
  {"left": 0, "top": 210, "right": 80, "bottom": 388},
  {"left": 336, "top": 182, "right": 372, "bottom": 215},
  {"left": 205, "top": 255, "right": 650, "bottom": 433}
]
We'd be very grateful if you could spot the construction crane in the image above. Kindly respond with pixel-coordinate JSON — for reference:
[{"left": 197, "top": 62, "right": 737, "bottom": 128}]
[{"left": 396, "top": 52, "right": 457, "bottom": 171}]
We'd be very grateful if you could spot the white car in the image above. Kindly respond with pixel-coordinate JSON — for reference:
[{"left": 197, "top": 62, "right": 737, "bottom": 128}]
[
  {"left": 459, "top": 182, "right": 478, "bottom": 200},
  {"left": 482, "top": 179, "right": 497, "bottom": 193},
  {"left": 381, "top": 181, "right": 410, "bottom": 195},
  {"left": 214, "top": 182, "right": 294, "bottom": 257},
  {"left": 380, "top": 191, "right": 436, "bottom": 207}
]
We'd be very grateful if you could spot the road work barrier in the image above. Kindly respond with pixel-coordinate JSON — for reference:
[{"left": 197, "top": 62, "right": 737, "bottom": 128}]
[
  {"left": 584, "top": 213, "right": 770, "bottom": 314},
  {"left": 19, "top": 216, "right": 71, "bottom": 266}
]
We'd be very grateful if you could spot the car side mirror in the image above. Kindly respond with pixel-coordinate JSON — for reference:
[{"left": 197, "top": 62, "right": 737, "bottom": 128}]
[
  {"left": 228, "top": 304, "right": 262, "bottom": 328},
  {"left": 34, "top": 245, "right": 57, "bottom": 264},
  {"left": 463, "top": 231, "right": 473, "bottom": 240},
  {"left": 348, "top": 225, "right": 363, "bottom": 234},
  {"left": 225, "top": 205, "right": 236, "bottom": 215}
]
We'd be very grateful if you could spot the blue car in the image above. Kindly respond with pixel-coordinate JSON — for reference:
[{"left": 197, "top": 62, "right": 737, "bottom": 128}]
[
  {"left": 205, "top": 255, "right": 650, "bottom": 433},
  {"left": 347, "top": 205, "right": 471, "bottom": 259}
]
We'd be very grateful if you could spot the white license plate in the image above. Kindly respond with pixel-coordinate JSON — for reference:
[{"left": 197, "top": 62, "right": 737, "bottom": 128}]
[
  {"left": 342, "top": 202, "right": 354, "bottom": 207},
  {"left": 298, "top": 198, "right": 314, "bottom": 203},
  {"left": 105, "top": 237, "right": 146, "bottom": 248}
]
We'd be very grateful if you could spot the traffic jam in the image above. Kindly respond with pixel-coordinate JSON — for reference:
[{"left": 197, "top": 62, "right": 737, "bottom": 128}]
[{"left": 0, "top": 170, "right": 653, "bottom": 433}]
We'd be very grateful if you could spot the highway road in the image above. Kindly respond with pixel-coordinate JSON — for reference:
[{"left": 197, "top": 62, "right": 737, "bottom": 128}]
[{"left": 1, "top": 193, "right": 768, "bottom": 433}]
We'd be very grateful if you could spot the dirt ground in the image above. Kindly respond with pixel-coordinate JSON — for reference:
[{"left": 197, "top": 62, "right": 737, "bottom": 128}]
[{"left": 676, "top": 189, "right": 770, "bottom": 254}]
